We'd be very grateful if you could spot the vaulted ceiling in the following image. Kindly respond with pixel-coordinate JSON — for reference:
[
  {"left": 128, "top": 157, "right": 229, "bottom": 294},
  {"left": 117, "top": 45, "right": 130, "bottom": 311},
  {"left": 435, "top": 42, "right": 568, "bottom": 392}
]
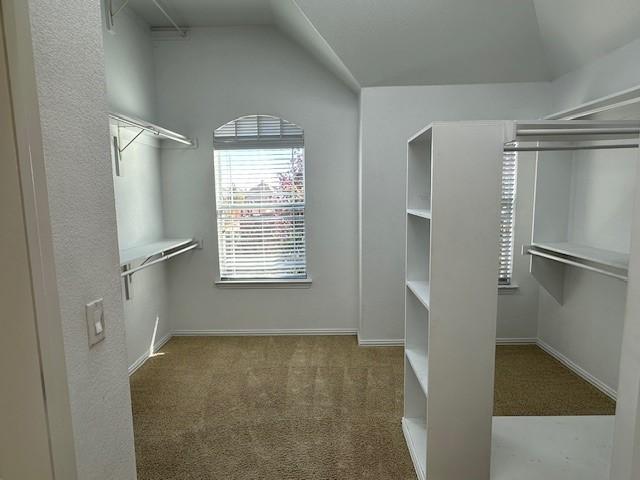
[{"left": 126, "top": 0, "right": 640, "bottom": 89}]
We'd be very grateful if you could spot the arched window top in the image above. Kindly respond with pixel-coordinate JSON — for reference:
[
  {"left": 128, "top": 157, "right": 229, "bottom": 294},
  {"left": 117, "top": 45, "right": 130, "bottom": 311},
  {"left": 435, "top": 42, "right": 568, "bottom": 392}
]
[
  {"left": 212, "top": 114, "right": 307, "bottom": 282},
  {"left": 214, "top": 114, "right": 303, "bottom": 149}
]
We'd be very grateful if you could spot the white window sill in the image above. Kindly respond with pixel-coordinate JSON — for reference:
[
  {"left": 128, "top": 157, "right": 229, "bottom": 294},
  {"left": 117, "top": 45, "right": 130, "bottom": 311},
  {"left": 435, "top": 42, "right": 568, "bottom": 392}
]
[
  {"left": 215, "top": 278, "right": 312, "bottom": 289},
  {"left": 498, "top": 284, "right": 519, "bottom": 294}
]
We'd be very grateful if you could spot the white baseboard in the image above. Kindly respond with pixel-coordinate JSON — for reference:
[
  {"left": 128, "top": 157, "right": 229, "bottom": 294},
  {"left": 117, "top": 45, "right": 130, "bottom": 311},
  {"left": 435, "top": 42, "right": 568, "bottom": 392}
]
[
  {"left": 536, "top": 339, "right": 617, "bottom": 401},
  {"left": 358, "top": 337, "right": 535, "bottom": 347},
  {"left": 496, "top": 337, "right": 537, "bottom": 345},
  {"left": 172, "top": 328, "right": 358, "bottom": 337},
  {"left": 129, "top": 331, "right": 616, "bottom": 402},
  {"left": 358, "top": 336, "right": 404, "bottom": 346},
  {"left": 128, "top": 332, "right": 172, "bottom": 376}
]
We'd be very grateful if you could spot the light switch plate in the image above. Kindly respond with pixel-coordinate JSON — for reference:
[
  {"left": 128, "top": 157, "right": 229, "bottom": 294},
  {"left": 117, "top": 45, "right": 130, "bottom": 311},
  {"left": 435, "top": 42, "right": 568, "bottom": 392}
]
[{"left": 86, "top": 298, "right": 105, "bottom": 347}]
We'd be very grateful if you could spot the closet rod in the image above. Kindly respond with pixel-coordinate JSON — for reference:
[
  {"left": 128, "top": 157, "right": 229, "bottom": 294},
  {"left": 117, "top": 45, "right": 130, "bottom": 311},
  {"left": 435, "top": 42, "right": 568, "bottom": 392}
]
[
  {"left": 526, "top": 248, "right": 628, "bottom": 282},
  {"left": 518, "top": 127, "right": 640, "bottom": 137},
  {"left": 505, "top": 143, "right": 639, "bottom": 152},
  {"left": 109, "top": 112, "right": 194, "bottom": 146},
  {"left": 121, "top": 242, "right": 199, "bottom": 278}
]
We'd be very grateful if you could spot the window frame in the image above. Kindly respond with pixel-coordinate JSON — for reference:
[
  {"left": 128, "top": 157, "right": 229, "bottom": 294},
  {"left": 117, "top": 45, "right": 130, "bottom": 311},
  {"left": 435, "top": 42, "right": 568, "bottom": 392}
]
[{"left": 212, "top": 115, "right": 311, "bottom": 287}]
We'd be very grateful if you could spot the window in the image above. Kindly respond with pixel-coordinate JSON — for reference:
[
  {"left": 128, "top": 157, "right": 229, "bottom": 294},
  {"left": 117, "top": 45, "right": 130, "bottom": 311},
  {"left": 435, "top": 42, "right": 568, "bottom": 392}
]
[
  {"left": 499, "top": 151, "right": 517, "bottom": 285},
  {"left": 213, "top": 115, "right": 306, "bottom": 282}
]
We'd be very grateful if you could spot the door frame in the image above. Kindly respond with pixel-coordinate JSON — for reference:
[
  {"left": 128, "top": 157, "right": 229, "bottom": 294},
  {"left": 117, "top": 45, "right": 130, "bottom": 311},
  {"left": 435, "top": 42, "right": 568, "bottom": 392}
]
[{"left": 0, "top": 0, "right": 77, "bottom": 478}]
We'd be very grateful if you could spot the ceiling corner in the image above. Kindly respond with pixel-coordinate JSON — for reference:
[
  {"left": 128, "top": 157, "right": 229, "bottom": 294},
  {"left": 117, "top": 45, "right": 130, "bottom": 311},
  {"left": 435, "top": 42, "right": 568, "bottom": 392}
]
[{"left": 269, "top": 0, "right": 360, "bottom": 93}]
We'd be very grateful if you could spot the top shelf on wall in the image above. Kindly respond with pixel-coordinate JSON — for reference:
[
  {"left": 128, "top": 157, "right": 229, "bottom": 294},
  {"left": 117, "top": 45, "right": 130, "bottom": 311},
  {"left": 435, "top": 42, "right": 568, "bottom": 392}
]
[
  {"left": 505, "top": 120, "right": 640, "bottom": 152},
  {"left": 109, "top": 112, "right": 195, "bottom": 148}
]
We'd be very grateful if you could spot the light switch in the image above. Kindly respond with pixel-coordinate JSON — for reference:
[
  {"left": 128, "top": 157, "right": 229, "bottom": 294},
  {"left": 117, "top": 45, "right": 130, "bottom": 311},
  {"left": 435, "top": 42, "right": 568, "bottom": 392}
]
[
  {"left": 94, "top": 312, "right": 103, "bottom": 335},
  {"left": 86, "top": 299, "right": 105, "bottom": 347}
]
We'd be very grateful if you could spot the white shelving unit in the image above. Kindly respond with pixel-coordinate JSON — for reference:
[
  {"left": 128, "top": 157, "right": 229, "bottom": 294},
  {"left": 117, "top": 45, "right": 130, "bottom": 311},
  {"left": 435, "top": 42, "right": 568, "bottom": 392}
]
[
  {"left": 403, "top": 122, "right": 505, "bottom": 480},
  {"left": 506, "top": 120, "right": 640, "bottom": 302},
  {"left": 499, "top": 117, "right": 640, "bottom": 478}
]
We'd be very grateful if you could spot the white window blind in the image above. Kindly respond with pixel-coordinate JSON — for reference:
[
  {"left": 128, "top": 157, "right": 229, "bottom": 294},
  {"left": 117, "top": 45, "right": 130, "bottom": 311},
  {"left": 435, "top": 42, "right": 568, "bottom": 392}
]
[
  {"left": 213, "top": 115, "right": 306, "bottom": 280},
  {"left": 499, "top": 151, "right": 517, "bottom": 285}
]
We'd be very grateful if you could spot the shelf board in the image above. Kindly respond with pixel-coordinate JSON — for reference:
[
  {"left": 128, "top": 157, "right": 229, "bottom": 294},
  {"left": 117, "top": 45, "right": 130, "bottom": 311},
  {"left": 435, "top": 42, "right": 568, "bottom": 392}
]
[
  {"left": 531, "top": 242, "right": 629, "bottom": 270},
  {"left": 407, "top": 208, "right": 432, "bottom": 219},
  {"left": 109, "top": 112, "right": 194, "bottom": 146},
  {"left": 408, "top": 124, "right": 433, "bottom": 145},
  {"left": 407, "top": 280, "right": 430, "bottom": 309},
  {"left": 527, "top": 242, "right": 629, "bottom": 303},
  {"left": 405, "top": 349, "right": 428, "bottom": 396},
  {"left": 119, "top": 238, "right": 194, "bottom": 266},
  {"left": 402, "top": 417, "right": 427, "bottom": 480}
]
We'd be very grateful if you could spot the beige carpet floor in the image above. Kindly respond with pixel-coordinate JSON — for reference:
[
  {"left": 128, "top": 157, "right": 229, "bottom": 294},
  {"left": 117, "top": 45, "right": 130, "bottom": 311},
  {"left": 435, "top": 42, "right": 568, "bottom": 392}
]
[
  {"left": 494, "top": 345, "right": 615, "bottom": 416},
  {"left": 130, "top": 336, "right": 615, "bottom": 480}
]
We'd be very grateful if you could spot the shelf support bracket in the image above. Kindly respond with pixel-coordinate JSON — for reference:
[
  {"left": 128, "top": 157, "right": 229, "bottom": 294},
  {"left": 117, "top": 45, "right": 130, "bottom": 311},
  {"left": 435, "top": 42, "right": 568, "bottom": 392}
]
[
  {"left": 107, "top": 0, "right": 186, "bottom": 38},
  {"left": 150, "top": 0, "right": 187, "bottom": 37},
  {"left": 527, "top": 248, "right": 565, "bottom": 304},
  {"left": 122, "top": 264, "right": 133, "bottom": 301},
  {"left": 118, "top": 128, "right": 145, "bottom": 153},
  {"left": 106, "top": 0, "right": 130, "bottom": 30}
]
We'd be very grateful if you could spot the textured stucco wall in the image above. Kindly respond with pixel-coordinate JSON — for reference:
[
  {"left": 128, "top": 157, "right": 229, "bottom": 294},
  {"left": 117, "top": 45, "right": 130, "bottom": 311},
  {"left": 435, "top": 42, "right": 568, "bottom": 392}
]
[{"left": 27, "top": 0, "right": 137, "bottom": 478}]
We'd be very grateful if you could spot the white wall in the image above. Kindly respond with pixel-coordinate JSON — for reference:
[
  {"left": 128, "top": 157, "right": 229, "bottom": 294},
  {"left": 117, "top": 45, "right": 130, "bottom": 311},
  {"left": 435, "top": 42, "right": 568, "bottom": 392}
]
[
  {"left": 536, "top": 37, "right": 640, "bottom": 394},
  {"left": 359, "top": 84, "right": 552, "bottom": 343},
  {"left": 154, "top": 26, "right": 360, "bottom": 333},
  {"left": 537, "top": 269, "right": 627, "bottom": 394},
  {"left": 103, "top": 9, "right": 171, "bottom": 370},
  {"left": 551, "top": 37, "right": 640, "bottom": 113},
  {"left": 26, "top": 0, "right": 137, "bottom": 478},
  {"left": 533, "top": 148, "right": 633, "bottom": 393},
  {"left": 567, "top": 150, "right": 636, "bottom": 254}
]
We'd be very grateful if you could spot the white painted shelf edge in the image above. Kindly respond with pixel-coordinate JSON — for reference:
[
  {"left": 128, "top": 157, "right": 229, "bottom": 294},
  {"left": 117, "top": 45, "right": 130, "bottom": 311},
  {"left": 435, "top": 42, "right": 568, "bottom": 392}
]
[
  {"left": 109, "top": 112, "right": 194, "bottom": 146},
  {"left": 405, "top": 349, "right": 428, "bottom": 396},
  {"left": 408, "top": 124, "right": 433, "bottom": 144},
  {"left": 402, "top": 417, "right": 427, "bottom": 480},
  {"left": 407, "top": 208, "right": 432, "bottom": 219},
  {"left": 119, "top": 238, "right": 194, "bottom": 266},
  {"left": 406, "top": 280, "right": 430, "bottom": 309},
  {"left": 530, "top": 242, "right": 629, "bottom": 270}
]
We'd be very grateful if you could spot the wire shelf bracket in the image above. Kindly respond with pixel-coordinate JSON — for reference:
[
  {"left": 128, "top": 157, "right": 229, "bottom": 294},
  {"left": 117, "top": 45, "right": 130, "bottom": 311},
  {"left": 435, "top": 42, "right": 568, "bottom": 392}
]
[{"left": 106, "top": 0, "right": 188, "bottom": 38}]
